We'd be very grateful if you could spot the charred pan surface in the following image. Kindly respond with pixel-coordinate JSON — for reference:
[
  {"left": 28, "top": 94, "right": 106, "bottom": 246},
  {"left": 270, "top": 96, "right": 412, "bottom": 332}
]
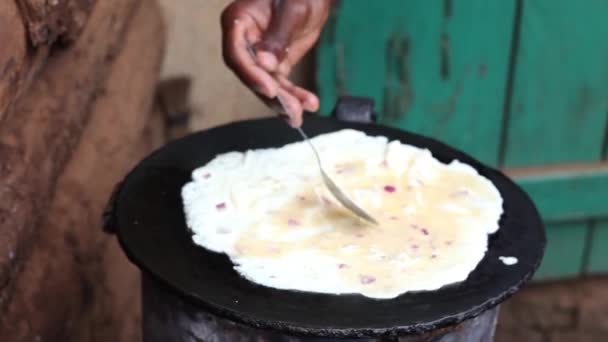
[{"left": 111, "top": 112, "right": 545, "bottom": 339}]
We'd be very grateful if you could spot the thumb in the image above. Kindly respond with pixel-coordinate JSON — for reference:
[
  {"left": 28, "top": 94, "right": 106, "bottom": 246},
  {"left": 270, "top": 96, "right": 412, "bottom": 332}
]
[{"left": 254, "top": 0, "right": 308, "bottom": 72}]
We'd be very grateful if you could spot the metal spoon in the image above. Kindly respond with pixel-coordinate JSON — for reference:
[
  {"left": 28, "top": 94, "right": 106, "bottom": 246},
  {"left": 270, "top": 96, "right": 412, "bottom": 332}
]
[
  {"left": 271, "top": 95, "right": 378, "bottom": 225},
  {"left": 244, "top": 43, "right": 377, "bottom": 224}
]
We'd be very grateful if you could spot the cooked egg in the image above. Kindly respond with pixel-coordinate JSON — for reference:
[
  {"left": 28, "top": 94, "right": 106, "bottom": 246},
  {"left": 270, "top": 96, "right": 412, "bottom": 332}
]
[{"left": 182, "top": 129, "right": 503, "bottom": 299}]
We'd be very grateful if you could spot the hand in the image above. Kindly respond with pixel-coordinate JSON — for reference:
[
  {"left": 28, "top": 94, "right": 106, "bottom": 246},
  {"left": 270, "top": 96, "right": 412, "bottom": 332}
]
[{"left": 221, "top": 0, "right": 333, "bottom": 127}]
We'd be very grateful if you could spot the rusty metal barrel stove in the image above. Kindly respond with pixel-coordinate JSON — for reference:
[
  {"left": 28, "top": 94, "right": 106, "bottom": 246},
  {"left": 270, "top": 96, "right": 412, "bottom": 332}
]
[{"left": 105, "top": 97, "right": 545, "bottom": 341}]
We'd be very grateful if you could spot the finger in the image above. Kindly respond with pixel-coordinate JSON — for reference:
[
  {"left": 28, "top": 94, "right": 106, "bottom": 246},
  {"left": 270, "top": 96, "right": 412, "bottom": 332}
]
[
  {"left": 275, "top": 28, "right": 323, "bottom": 77},
  {"left": 277, "top": 76, "right": 319, "bottom": 112},
  {"left": 221, "top": 6, "right": 279, "bottom": 97},
  {"left": 277, "top": 88, "right": 303, "bottom": 127},
  {"left": 249, "top": 85, "right": 303, "bottom": 127},
  {"left": 254, "top": 0, "right": 309, "bottom": 72},
  {"left": 255, "top": 50, "right": 282, "bottom": 74}
]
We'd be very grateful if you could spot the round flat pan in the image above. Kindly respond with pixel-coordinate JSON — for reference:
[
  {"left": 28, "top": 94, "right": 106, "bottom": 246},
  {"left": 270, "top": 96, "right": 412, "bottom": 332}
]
[{"left": 114, "top": 116, "right": 545, "bottom": 338}]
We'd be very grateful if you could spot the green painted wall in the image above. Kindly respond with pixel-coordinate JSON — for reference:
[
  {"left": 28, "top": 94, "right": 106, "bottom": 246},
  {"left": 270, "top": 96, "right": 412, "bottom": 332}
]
[
  {"left": 317, "top": 0, "right": 515, "bottom": 165},
  {"left": 316, "top": 0, "right": 608, "bottom": 279},
  {"left": 502, "top": 1, "right": 608, "bottom": 166}
]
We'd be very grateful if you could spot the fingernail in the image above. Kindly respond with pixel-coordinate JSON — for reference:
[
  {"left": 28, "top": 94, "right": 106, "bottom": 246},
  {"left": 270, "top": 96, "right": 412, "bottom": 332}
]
[{"left": 305, "top": 100, "right": 319, "bottom": 112}]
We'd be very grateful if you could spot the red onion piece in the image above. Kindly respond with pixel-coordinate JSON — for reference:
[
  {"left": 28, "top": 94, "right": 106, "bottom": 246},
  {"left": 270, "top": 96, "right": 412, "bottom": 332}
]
[
  {"left": 321, "top": 196, "right": 332, "bottom": 206},
  {"left": 384, "top": 185, "right": 396, "bottom": 193},
  {"left": 360, "top": 275, "right": 376, "bottom": 285},
  {"left": 450, "top": 189, "right": 469, "bottom": 198}
]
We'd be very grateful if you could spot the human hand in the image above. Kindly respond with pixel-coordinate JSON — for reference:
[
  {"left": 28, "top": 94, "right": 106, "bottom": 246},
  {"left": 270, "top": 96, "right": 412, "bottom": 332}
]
[{"left": 221, "top": 0, "right": 333, "bottom": 127}]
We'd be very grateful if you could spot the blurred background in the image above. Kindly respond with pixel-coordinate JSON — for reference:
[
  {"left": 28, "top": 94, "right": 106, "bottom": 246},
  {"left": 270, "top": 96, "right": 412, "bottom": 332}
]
[{"left": 0, "top": 0, "right": 606, "bottom": 341}]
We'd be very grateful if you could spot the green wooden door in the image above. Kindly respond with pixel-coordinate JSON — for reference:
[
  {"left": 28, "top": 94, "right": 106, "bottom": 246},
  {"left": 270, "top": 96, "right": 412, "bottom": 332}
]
[{"left": 316, "top": 0, "right": 608, "bottom": 280}]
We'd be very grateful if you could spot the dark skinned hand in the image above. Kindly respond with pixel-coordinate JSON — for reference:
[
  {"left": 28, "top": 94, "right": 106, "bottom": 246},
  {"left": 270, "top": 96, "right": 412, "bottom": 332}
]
[{"left": 221, "top": 0, "right": 333, "bottom": 127}]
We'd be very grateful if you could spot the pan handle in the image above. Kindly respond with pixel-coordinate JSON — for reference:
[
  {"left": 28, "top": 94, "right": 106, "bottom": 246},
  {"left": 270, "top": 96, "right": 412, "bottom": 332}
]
[
  {"left": 102, "top": 181, "right": 123, "bottom": 234},
  {"left": 331, "top": 96, "right": 377, "bottom": 124}
]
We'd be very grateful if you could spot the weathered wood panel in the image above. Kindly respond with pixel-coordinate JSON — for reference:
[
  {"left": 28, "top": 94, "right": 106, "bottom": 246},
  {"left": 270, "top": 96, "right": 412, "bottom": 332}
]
[
  {"left": 0, "top": 0, "right": 165, "bottom": 339},
  {"left": 0, "top": 0, "right": 140, "bottom": 315},
  {"left": 502, "top": 1, "right": 608, "bottom": 279},
  {"left": 502, "top": 1, "right": 608, "bottom": 166},
  {"left": 587, "top": 220, "right": 608, "bottom": 274},
  {"left": 514, "top": 167, "right": 608, "bottom": 222},
  {"left": 534, "top": 221, "right": 587, "bottom": 280},
  {"left": 316, "top": 0, "right": 516, "bottom": 164},
  {"left": 315, "top": 1, "right": 608, "bottom": 281}
]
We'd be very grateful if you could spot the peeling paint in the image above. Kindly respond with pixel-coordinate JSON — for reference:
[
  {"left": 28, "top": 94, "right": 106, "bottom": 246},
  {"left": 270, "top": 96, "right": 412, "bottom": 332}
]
[
  {"left": 382, "top": 32, "right": 413, "bottom": 122},
  {"left": 573, "top": 85, "right": 593, "bottom": 120},
  {"left": 335, "top": 43, "right": 347, "bottom": 96},
  {"left": 444, "top": 0, "right": 453, "bottom": 18},
  {"left": 478, "top": 63, "right": 488, "bottom": 79},
  {"left": 440, "top": 33, "right": 450, "bottom": 80},
  {"left": 325, "top": 5, "right": 345, "bottom": 95},
  {"left": 429, "top": 81, "right": 463, "bottom": 117}
]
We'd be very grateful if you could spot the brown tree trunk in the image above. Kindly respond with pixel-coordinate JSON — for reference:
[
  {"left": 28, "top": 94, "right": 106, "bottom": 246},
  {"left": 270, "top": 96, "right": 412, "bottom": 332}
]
[
  {"left": 0, "top": 0, "right": 139, "bottom": 308},
  {"left": 15, "top": 0, "right": 95, "bottom": 46},
  {"left": 0, "top": 0, "right": 48, "bottom": 122},
  {"left": 0, "top": 0, "right": 165, "bottom": 339}
]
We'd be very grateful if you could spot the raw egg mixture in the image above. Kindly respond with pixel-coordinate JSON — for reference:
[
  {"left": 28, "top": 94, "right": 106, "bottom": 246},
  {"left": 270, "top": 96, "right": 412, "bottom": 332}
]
[{"left": 182, "top": 129, "right": 502, "bottom": 299}]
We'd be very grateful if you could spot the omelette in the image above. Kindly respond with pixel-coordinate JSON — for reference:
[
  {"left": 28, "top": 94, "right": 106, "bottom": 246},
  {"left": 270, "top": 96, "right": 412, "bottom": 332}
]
[{"left": 181, "top": 129, "right": 503, "bottom": 299}]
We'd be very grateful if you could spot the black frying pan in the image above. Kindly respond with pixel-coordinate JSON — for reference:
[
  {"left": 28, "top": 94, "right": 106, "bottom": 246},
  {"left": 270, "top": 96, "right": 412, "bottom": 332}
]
[{"left": 108, "top": 112, "right": 545, "bottom": 338}]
